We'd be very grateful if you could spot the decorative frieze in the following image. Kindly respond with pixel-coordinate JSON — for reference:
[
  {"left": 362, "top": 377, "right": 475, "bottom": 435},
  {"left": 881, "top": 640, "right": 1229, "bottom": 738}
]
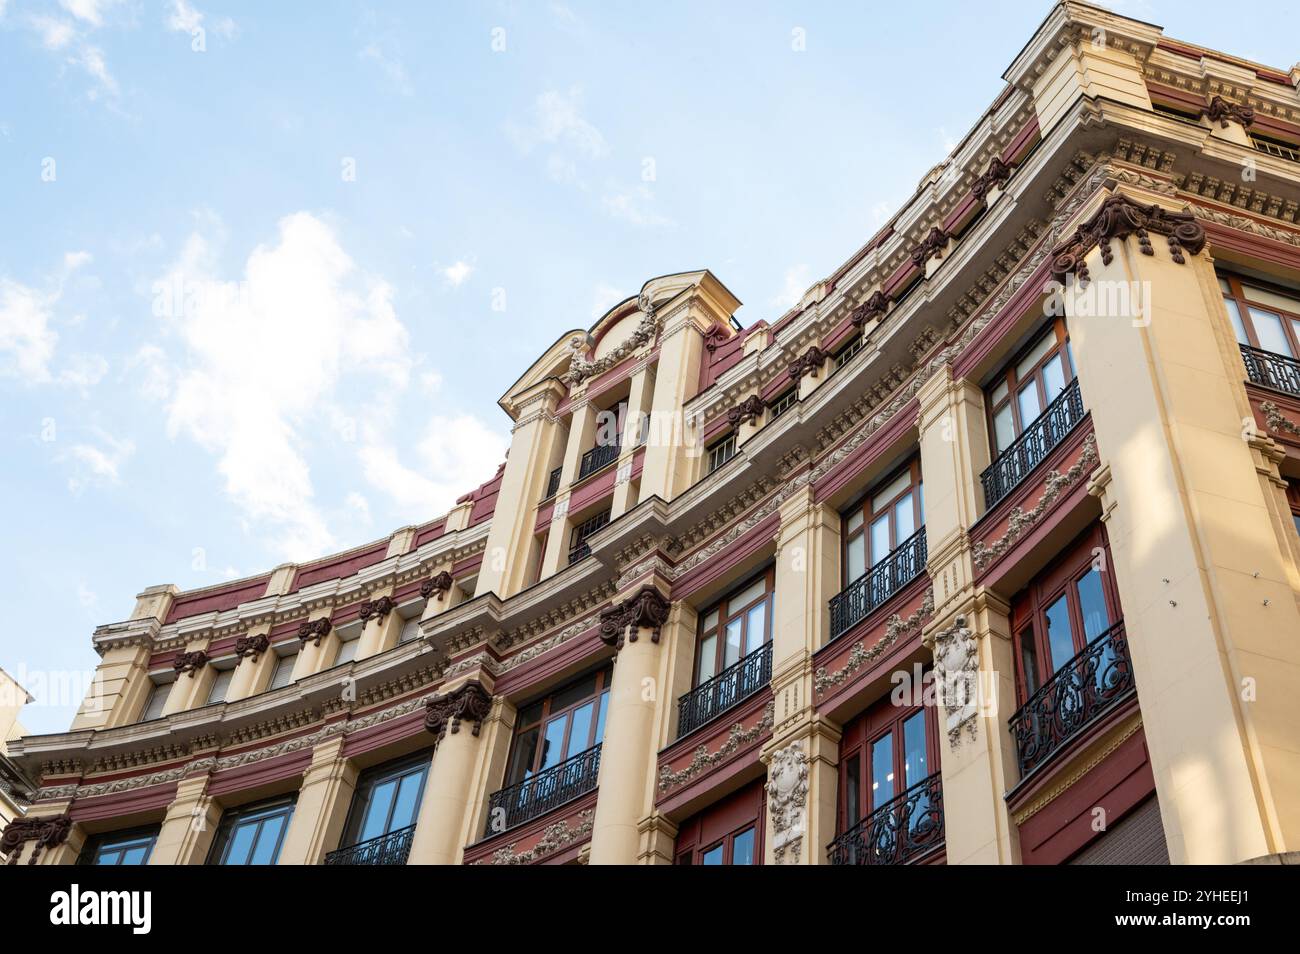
[
  {"left": 479, "top": 809, "right": 595, "bottom": 865},
  {"left": 658, "top": 701, "right": 774, "bottom": 793},
  {"left": 1049, "top": 192, "right": 1207, "bottom": 285},
  {"left": 726, "top": 394, "right": 766, "bottom": 427},
  {"left": 1, "top": 814, "right": 72, "bottom": 865},
  {"left": 566, "top": 295, "right": 658, "bottom": 384},
  {"left": 172, "top": 650, "right": 209, "bottom": 677},
  {"left": 931, "top": 616, "right": 980, "bottom": 746},
  {"left": 297, "top": 618, "right": 331, "bottom": 646},
  {"left": 357, "top": 595, "right": 396, "bottom": 624},
  {"left": 233, "top": 633, "right": 270, "bottom": 662},
  {"left": 814, "top": 588, "right": 935, "bottom": 696},
  {"left": 424, "top": 681, "right": 493, "bottom": 745},
  {"left": 766, "top": 741, "right": 809, "bottom": 865},
  {"left": 598, "top": 586, "right": 671, "bottom": 650},
  {"left": 1259, "top": 401, "right": 1300, "bottom": 437},
  {"left": 420, "top": 571, "right": 454, "bottom": 601}
]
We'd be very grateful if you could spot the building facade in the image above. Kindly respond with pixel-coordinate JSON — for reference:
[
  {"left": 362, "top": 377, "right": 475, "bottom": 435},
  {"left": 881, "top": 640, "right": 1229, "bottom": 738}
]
[{"left": 5, "top": 2, "right": 1300, "bottom": 867}]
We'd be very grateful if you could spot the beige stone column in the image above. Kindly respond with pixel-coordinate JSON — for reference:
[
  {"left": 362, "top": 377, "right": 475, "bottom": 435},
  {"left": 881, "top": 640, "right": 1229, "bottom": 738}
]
[
  {"left": 1062, "top": 194, "right": 1300, "bottom": 862},
  {"left": 226, "top": 624, "right": 274, "bottom": 702},
  {"left": 162, "top": 643, "right": 214, "bottom": 715},
  {"left": 71, "top": 643, "right": 152, "bottom": 730},
  {"left": 639, "top": 311, "right": 710, "bottom": 503},
  {"left": 356, "top": 592, "right": 403, "bottom": 661},
  {"left": 149, "top": 773, "right": 221, "bottom": 865},
  {"left": 407, "top": 681, "right": 494, "bottom": 864},
  {"left": 589, "top": 585, "right": 674, "bottom": 864},
  {"left": 478, "top": 381, "right": 567, "bottom": 598},
  {"left": 276, "top": 736, "right": 358, "bottom": 865},
  {"left": 612, "top": 363, "right": 654, "bottom": 517},
  {"left": 291, "top": 618, "right": 336, "bottom": 681},
  {"left": 540, "top": 401, "right": 599, "bottom": 577}
]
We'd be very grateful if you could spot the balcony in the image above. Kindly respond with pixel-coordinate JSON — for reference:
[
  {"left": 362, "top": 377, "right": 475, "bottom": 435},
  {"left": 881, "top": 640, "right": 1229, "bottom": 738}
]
[
  {"left": 981, "top": 378, "right": 1085, "bottom": 510},
  {"left": 323, "top": 825, "right": 415, "bottom": 866},
  {"left": 543, "top": 466, "right": 562, "bottom": 500},
  {"left": 577, "top": 441, "right": 620, "bottom": 481},
  {"left": 828, "top": 529, "right": 927, "bottom": 641},
  {"left": 1240, "top": 343, "right": 1300, "bottom": 397},
  {"left": 484, "top": 744, "right": 602, "bottom": 836},
  {"left": 827, "top": 772, "right": 944, "bottom": 865},
  {"left": 1008, "top": 621, "right": 1134, "bottom": 778},
  {"left": 676, "top": 642, "right": 773, "bottom": 739}
]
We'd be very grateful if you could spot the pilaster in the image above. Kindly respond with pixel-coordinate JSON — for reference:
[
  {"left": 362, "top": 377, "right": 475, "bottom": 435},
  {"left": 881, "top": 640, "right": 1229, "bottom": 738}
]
[{"left": 276, "top": 735, "right": 358, "bottom": 865}]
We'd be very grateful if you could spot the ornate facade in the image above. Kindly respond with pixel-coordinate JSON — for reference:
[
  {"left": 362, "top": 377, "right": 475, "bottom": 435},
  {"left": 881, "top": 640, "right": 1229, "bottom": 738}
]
[{"left": 6, "top": 2, "right": 1300, "bottom": 866}]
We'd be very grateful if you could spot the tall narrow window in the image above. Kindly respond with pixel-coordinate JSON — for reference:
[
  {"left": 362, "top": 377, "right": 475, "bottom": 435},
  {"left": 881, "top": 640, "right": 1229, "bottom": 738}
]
[
  {"left": 206, "top": 667, "right": 235, "bottom": 705},
  {"left": 838, "top": 698, "right": 938, "bottom": 839},
  {"left": 843, "top": 460, "right": 924, "bottom": 584},
  {"left": 268, "top": 651, "right": 296, "bottom": 690},
  {"left": 707, "top": 433, "right": 737, "bottom": 474},
  {"left": 335, "top": 636, "right": 360, "bottom": 665},
  {"left": 693, "top": 568, "right": 775, "bottom": 685},
  {"left": 207, "top": 796, "right": 296, "bottom": 866},
  {"left": 139, "top": 680, "right": 170, "bottom": 722},
  {"left": 502, "top": 667, "right": 612, "bottom": 789},
  {"left": 1219, "top": 271, "right": 1300, "bottom": 356},
  {"left": 568, "top": 507, "right": 611, "bottom": 564},
  {"left": 985, "top": 319, "right": 1074, "bottom": 455},
  {"left": 338, "top": 751, "right": 430, "bottom": 849}
]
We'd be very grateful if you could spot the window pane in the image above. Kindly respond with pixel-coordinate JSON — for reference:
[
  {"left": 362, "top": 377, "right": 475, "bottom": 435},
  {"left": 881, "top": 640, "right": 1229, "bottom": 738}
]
[
  {"left": 745, "top": 602, "right": 767, "bottom": 654},
  {"left": 991, "top": 378, "right": 1009, "bottom": 405},
  {"left": 993, "top": 405, "right": 1015, "bottom": 452},
  {"left": 207, "top": 669, "right": 234, "bottom": 705},
  {"left": 1242, "top": 283, "right": 1300, "bottom": 314},
  {"left": 1017, "top": 381, "right": 1042, "bottom": 427},
  {"left": 871, "top": 470, "right": 911, "bottom": 512},
  {"left": 594, "top": 691, "right": 609, "bottom": 744},
  {"left": 871, "top": 734, "right": 894, "bottom": 807},
  {"left": 1076, "top": 567, "right": 1111, "bottom": 642},
  {"left": 917, "top": 481, "right": 925, "bottom": 526},
  {"left": 507, "top": 727, "right": 540, "bottom": 784},
  {"left": 846, "top": 510, "right": 864, "bottom": 536},
  {"left": 1223, "top": 299, "right": 1249, "bottom": 345},
  {"left": 249, "top": 814, "right": 287, "bottom": 865},
  {"left": 845, "top": 756, "right": 861, "bottom": 826},
  {"left": 902, "top": 711, "right": 928, "bottom": 789},
  {"left": 568, "top": 701, "right": 595, "bottom": 755},
  {"left": 703, "top": 609, "right": 719, "bottom": 632},
  {"left": 1044, "top": 594, "right": 1077, "bottom": 673},
  {"left": 1020, "top": 632, "right": 1040, "bottom": 696},
  {"left": 729, "top": 577, "right": 767, "bottom": 611},
  {"left": 269, "top": 654, "right": 296, "bottom": 690},
  {"left": 399, "top": 618, "right": 420, "bottom": 643},
  {"left": 846, "top": 535, "right": 866, "bottom": 583},
  {"left": 697, "top": 634, "right": 717, "bottom": 683},
  {"left": 894, "top": 491, "right": 915, "bottom": 543},
  {"left": 390, "top": 770, "right": 424, "bottom": 830},
  {"left": 870, "top": 514, "right": 890, "bottom": 565},
  {"left": 360, "top": 779, "right": 397, "bottom": 842},
  {"left": 551, "top": 673, "right": 598, "bottom": 711},
  {"left": 723, "top": 618, "right": 743, "bottom": 669},
  {"left": 1016, "top": 331, "right": 1056, "bottom": 379},
  {"left": 142, "top": 683, "right": 169, "bottom": 721},
  {"left": 1042, "top": 354, "right": 1066, "bottom": 402},
  {"left": 335, "top": 638, "right": 359, "bottom": 664},
  {"left": 731, "top": 827, "right": 755, "bottom": 866},
  {"left": 223, "top": 822, "right": 257, "bottom": 865},
  {"left": 1249, "top": 307, "right": 1294, "bottom": 356},
  {"left": 539, "top": 716, "right": 568, "bottom": 771},
  {"left": 701, "top": 844, "right": 724, "bottom": 865}
]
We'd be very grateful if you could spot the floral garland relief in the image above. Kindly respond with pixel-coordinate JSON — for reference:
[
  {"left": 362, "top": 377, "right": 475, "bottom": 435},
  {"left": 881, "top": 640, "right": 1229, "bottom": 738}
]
[
  {"left": 657, "top": 701, "right": 775, "bottom": 794},
  {"left": 480, "top": 809, "right": 595, "bottom": 865},
  {"left": 813, "top": 588, "right": 934, "bottom": 697}
]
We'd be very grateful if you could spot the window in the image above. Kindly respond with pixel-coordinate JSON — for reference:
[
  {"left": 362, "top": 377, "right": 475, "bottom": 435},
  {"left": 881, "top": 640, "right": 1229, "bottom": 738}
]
[
  {"left": 1288, "top": 482, "right": 1300, "bottom": 538},
  {"left": 207, "top": 796, "right": 296, "bottom": 865},
  {"left": 768, "top": 388, "right": 797, "bottom": 421},
  {"left": 986, "top": 319, "right": 1075, "bottom": 455},
  {"left": 707, "top": 433, "right": 737, "bottom": 474},
  {"left": 843, "top": 460, "right": 924, "bottom": 585},
  {"left": 839, "top": 698, "right": 936, "bottom": 831},
  {"left": 335, "top": 636, "right": 360, "bottom": 665},
  {"left": 835, "top": 336, "right": 865, "bottom": 370},
  {"left": 503, "top": 667, "right": 611, "bottom": 789},
  {"left": 568, "top": 507, "right": 611, "bottom": 564},
  {"left": 268, "top": 651, "right": 296, "bottom": 690},
  {"left": 1219, "top": 271, "right": 1300, "bottom": 357},
  {"left": 399, "top": 616, "right": 421, "bottom": 644},
  {"left": 673, "top": 779, "right": 764, "bottom": 865},
  {"left": 1249, "top": 132, "right": 1300, "bottom": 163},
  {"left": 1011, "top": 525, "right": 1122, "bottom": 701},
  {"left": 80, "top": 826, "right": 159, "bottom": 866},
  {"left": 338, "top": 751, "right": 430, "bottom": 849},
  {"left": 206, "top": 667, "right": 235, "bottom": 705},
  {"left": 694, "top": 568, "right": 775, "bottom": 685},
  {"left": 139, "top": 680, "right": 170, "bottom": 722}
]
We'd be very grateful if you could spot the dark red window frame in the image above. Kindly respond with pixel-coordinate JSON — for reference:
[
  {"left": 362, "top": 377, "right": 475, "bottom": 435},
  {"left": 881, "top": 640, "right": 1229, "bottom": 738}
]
[
  {"left": 673, "top": 779, "right": 765, "bottom": 865},
  {"left": 837, "top": 693, "right": 938, "bottom": 832}
]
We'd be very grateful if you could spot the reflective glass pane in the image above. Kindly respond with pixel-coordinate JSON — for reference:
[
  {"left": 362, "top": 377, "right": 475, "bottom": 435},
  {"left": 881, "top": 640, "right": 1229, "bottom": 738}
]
[
  {"left": 697, "top": 634, "right": 717, "bottom": 684},
  {"left": 507, "top": 727, "right": 540, "bottom": 784},
  {"left": 731, "top": 827, "right": 755, "bottom": 866},
  {"left": 1020, "top": 634, "right": 1040, "bottom": 697},
  {"left": 1224, "top": 299, "right": 1249, "bottom": 345},
  {"left": 871, "top": 734, "right": 894, "bottom": 808},
  {"left": 1016, "top": 332, "right": 1056, "bottom": 379},
  {"left": 723, "top": 618, "right": 742, "bottom": 668},
  {"left": 871, "top": 470, "right": 911, "bottom": 512},
  {"left": 539, "top": 716, "right": 568, "bottom": 771},
  {"left": 269, "top": 654, "right": 296, "bottom": 690},
  {"left": 730, "top": 577, "right": 767, "bottom": 611},
  {"left": 568, "top": 702, "right": 595, "bottom": 756},
  {"left": 991, "top": 379, "right": 1009, "bottom": 405},
  {"left": 335, "top": 638, "right": 359, "bottom": 664},
  {"left": 1017, "top": 382, "right": 1042, "bottom": 427},
  {"left": 120, "top": 844, "right": 150, "bottom": 865},
  {"left": 846, "top": 535, "right": 865, "bottom": 583},
  {"left": 594, "top": 691, "right": 609, "bottom": 744},
  {"left": 360, "top": 779, "right": 397, "bottom": 842},
  {"left": 1076, "top": 567, "right": 1111, "bottom": 642},
  {"left": 994, "top": 405, "right": 1015, "bottom": 452},
  {"left": 1249, "top": 307, "right": 1294, "bottom": 357},
  {"left": 391, "top": 771, "right": 424, "bottom": 830},
  {"left": 846, "top": 510, "right": 864, "bottom": 535},
  {"left": 894, "top": 491, "right": 915, "bottom": 543},
  {"left": 745, "top": 602, "right": 767, "bottom": 654},
  {"left": 1044, "top": 594, "right": 1077, "bottom": 673},
  {"left": 249, "top": 815, "right": 286, "bottom": 865},
  {"left": 701, "top": 844, "right": 724, "bottom": 865},
  {"left": 223, "top": 823, "right": 256, "bottom": 865},
  {"left": 870, "top": 514, "right": 890, "bottom": 565},
  {"left": 845, "top": 756, "right": 861, "bottom": 827},
  {"left": 703, "top": 609, "right": 719, "bottom": 631},
  {"left": 1242, "top": 283, "right": 1300, "bottom": 314},
  {"left": 207, "top": 668, "right": 234, "bottom": 705},
  {"left": 1042, "top": 354, "right": 1066, "bottom": 402},
  {"left": 96, "top": 849, "right": 123, "bottom": 865},
  {"left": 551, "top": 673, "right": 598, "bottom": 711},
  {"left": 902, "top": 711, "right": 927, "bottom": 789}
]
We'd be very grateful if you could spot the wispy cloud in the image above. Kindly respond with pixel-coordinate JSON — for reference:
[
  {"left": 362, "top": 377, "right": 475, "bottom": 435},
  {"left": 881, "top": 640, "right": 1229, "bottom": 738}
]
[
  {"left": 506, "top": 87, "right": 609, "bottom": 184},
  {"left": 602, "top": 184, "right": 672, "bottom": 228},
  {"left": 771, "top": 264, "right": 813, "bottom": 310},
  {"left": 360, "top": 39, "right": 413, "bottom": 96},
  {"left": 63, "top": 428, "right": 135, "bottom": 495},
  {"left": 440, "top": 260, "right": 473, "bottom": 287},
  {"left": 166, "top": 0, "right": 237, "bottom": 40}
]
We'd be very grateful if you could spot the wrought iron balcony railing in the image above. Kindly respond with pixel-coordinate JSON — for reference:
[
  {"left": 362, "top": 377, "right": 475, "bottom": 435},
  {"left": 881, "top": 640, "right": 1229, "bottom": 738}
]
[
  {"left": 981, "top": 378, "right": 1085, "bottom": 510},
  {"left": 1008, "top": 620, "right": 1134, "bottom": 778},
  {"left": 323, "top": 825, "right": 415, "bottom": 866},
  {"left": 577, "top": 441, "right": 620, "bottom": 481},
  {"left": 1240, "top": 343, "right": 1300, "bottom": 397},
  {"left": 828, "top": 529, "right": 927, "bottom": 641},
  {"left": 676, "top": 642, "right": 773, "bottom": 739},
  {"left": 827, "top": 772, "right": 944, "bottom": 865},
  {"left": 484, "top": 744, "right": 602, "bottom": 836}
]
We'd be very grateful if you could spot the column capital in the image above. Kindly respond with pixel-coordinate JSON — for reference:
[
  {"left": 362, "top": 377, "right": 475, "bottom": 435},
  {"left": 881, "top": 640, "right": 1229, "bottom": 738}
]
[
  {"left": 357, "top": 595, "right": 397, "bottom": 624},
  {"left": 598, "top": 585, "right": 671, "bottom": 651},
  {"left": 424, "top": 681, "right": 493, "bottom": 746},
  {"left": 1, "top": 812, "right": 73, "bottom": 865}
]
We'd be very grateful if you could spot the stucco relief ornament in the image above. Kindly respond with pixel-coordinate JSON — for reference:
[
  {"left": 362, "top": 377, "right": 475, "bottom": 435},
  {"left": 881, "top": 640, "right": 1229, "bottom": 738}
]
[
  {"left": 565, "top": 293, "right": 660, "bottom": 385},
  {"left": 173, "top": 650, "right": 209, "bottom": 678},
  {"left": 420, "top": 571, "right": 454, "bottom": 601},
  {"left": 233, "top": 633, "right": 270, "bottom": 662},
  {"left": 598, "top": 585, "right": 671, "bottom": 650},
  {"left": 931, "top": 616, "right": 980, "bottom": 746},
  {"left": 357, "top": 595, "right": 396, "bottom": 624},
  {"left": 1259, "top": 401, "right": 1300, "bottom": 438},
  {"left": 849, "top": 290, "right": 889, "bottom": 328},
  {"left": 1, "top": 813, "right": 72, "bottom": 865},
  {"left": 1048, "top": 192, "right": 1206, "bottom": 287},
  {"left": 766, "top": 741, "right": 809, "bottom": 864},
  {"left": 297, "top": 617, "right": 331, "bottom": 646},
  {"left": 1204, "top": 95, "right": 1254, "bottom": 129},
  {"left": 726, "top": 394, "right": 766, "bottom": 427},
  {"left": 786, "top": 346, "right": 828, "bottom": 383},
  {"left": 972, "top": 157, "right": 1013, "bottom": 201},
  {"left": 910, "top": 226, "right": 951, "bottom": 268},
  {"left": 424, "top": 681, "right": 493, "bottom": 747}
]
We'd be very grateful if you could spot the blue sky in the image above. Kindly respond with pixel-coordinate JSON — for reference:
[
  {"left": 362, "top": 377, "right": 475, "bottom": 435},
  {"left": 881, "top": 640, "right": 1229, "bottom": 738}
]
[{"left": 1, "top": 0, "right": 1296, "bottom": 734}]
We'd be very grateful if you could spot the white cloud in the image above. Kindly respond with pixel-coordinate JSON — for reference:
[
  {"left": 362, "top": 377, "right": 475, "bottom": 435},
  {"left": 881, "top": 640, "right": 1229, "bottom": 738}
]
[
  {"left": 59, "top": 0, "right": 108, "bottom": 26},
  {"left": 64, "top": 429, "right": 134, "bottom": 494},
  {"left": 360, "top": 40, "right": 412, "bottom": 96},
  {"left": 29, "top": 15, "right": 75, "bottom": 49},
  {"left": 590, "top": 282, "right": 624, "bottom": 320},
  {"left": 75, "top": 44, "right": 116, "bottom": 98},
  {"left": 344, "top": 491, "right": 371, "bottom": 525},
  {"left": 771, "top": 264, "right": 813, "bottom": 310},
  {"left": 602, "top": 184, "right": 672, "bottom": 227},
  {"left": 440, "top": 260, "right": 473, "bottom": 287},
  {"left": 59, "top": 352, "right": 108, "bottom": 392},
  {"left": 149, "top": 211, "right": 415, "bottom": 560},
  {"left": 0, "top": 279, "right": 59, "bottom": 382},
  {"left": 166, "top": 0, "right": 236, "bottom": 40},
  {"left": 507, "top": 88, "right": 608, "bottom": 186}
]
